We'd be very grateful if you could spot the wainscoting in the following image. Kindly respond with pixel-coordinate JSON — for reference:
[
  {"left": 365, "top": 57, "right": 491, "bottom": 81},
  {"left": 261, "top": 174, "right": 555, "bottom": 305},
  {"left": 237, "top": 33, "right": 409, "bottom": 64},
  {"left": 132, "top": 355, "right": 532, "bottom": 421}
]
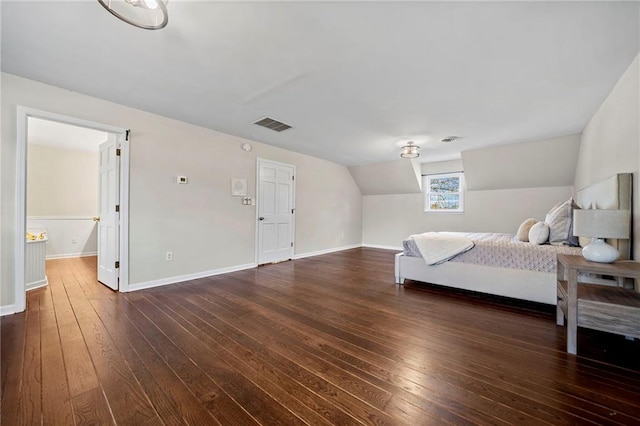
[{"left": 27, "top": 216, "right": 97, "bottom": 259}]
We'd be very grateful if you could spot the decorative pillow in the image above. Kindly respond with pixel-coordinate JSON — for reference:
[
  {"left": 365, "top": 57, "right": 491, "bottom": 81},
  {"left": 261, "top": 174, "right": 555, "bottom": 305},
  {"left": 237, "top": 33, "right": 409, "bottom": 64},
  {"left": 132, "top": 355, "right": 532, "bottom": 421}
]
[
  {"left": 516, "top": 218, "right": 538, "bottom": 242},
  {"left": 545, "top": 198, "right": 573, "bottom": 244},
  {"left": 529, "top": 222, "right": 550, "bottom": 245},
  {"left": 564, "top": 200, "right": 580, "bottom": 247}
]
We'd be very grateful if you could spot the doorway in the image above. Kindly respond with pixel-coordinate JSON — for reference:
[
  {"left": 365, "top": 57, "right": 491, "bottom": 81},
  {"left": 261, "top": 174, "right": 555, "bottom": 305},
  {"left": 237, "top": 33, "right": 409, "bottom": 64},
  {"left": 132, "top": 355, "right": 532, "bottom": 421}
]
[
  {"left": 14, "top": 107, "right": 130, "bottom": 313},
  {"left": 256, "top": 159, "right": 296, "bottom": 265}
]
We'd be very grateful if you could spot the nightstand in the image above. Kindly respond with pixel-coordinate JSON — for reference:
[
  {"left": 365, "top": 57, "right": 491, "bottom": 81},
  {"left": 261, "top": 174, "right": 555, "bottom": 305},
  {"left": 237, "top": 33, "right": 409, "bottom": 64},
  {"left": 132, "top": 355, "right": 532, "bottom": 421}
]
[{"left": 556, "top": 254, "right": 640, "bottom": 355}]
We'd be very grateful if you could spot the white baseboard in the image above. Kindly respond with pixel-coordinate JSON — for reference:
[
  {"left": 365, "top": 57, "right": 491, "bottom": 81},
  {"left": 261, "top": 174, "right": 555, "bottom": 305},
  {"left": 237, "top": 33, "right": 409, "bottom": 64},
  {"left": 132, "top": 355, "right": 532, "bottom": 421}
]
[
  {"left": 1, "top": 304, "right": 17, "bottom": 316},
  {"left": 293, "top": 243, "right": 362, "bottom": 260},
  {"left": 46, "top": 252, "right": 97, "bottom": 260},
  {"left": 26, "top": 277, "right": 48, "bottom": 291},
  {"left": 362, "top": 244, "right": 403, "bottom": 251},
  {"left": 129, "top": 245, "right": 368, "bottom": 292},
  {"left": 126, "top": 262, "right": 258, "bottom": 293}
]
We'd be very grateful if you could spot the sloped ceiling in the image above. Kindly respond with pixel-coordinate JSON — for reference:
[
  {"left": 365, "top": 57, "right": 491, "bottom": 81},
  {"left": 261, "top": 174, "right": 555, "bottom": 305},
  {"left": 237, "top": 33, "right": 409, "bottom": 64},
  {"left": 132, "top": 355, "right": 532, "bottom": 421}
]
[
  {"left": 462, "top": 134, "right": 581, "bottom": 191},
  {"left": 2, "top": 1, "right": 639, "bottom": 166},
  {"left": 349, "top": 160, "right": 422, "bottom": 196}
]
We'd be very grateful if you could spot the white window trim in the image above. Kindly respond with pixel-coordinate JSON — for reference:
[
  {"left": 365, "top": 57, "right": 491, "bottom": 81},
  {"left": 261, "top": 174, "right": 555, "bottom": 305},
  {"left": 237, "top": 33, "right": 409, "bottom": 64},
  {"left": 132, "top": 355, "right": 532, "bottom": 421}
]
[{"left": 423, "top": 172, "right": 465, "bottom": 213}]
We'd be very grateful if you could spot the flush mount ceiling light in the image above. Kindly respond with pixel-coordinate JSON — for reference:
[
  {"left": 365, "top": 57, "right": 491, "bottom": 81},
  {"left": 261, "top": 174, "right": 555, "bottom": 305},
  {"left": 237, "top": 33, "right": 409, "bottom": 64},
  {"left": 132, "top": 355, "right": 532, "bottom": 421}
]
[
  {"left": 400, "top": 141, "right": 420, "bottom": 159},
  {"left": 97, "top": 0, "right": 168, "bottom": 30}
]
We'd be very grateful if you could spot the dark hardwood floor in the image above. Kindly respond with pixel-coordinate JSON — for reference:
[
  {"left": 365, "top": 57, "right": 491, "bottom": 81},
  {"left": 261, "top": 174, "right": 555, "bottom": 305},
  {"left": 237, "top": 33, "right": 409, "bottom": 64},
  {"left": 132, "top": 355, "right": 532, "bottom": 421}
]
[{"left": 2, "top": 248, "right": 640, "bottom": 425}]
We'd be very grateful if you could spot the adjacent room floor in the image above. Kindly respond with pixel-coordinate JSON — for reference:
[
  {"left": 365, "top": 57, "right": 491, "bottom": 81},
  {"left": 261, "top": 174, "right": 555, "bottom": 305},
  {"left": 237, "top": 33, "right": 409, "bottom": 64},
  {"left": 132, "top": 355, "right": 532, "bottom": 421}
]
[{"left": 2, "top": 248, "right": 639, "bottom": 425}]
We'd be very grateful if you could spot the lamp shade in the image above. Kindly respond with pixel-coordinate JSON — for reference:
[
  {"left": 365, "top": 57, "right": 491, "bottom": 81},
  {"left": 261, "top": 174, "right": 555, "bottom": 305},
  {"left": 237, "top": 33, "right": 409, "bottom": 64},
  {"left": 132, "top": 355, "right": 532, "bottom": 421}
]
[{"left": 573, "top": 209, "right": 630, "bottom": 239}]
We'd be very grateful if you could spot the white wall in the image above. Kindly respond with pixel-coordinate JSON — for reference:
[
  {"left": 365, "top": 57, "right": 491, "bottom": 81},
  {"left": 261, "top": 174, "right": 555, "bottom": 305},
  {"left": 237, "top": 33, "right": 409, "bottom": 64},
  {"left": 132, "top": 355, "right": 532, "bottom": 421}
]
[
  {"left": 27, "top": 218, "right": 97, "bottom": 259},
  {"left": 462, "top": 134, "right": 581, "bottom": 190},
  {"left": 574, "top": 54, "right": 640, "bottom": 259},
  {"left": 363, "top": 187, "right": 573, "bottom": 248},
  {"left": 1, "top": 73, "right": 362, "bottom": 309},
  {"left": 26, "top": 144, "right": 99, "bottom": 259},
  {"left": 363, "top": 151, "right": 574, "bottom": 248},
  {"left": 27, "top": 144, "right": 99, "bottom": 216},
  {"left": 349, "top": 159, "right": 422, "bottom": 195}
]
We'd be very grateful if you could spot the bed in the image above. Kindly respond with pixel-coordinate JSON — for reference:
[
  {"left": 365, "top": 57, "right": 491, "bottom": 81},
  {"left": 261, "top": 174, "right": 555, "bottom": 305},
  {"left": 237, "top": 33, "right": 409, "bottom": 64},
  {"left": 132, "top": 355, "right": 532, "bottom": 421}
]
[{"left": 394, "top": 173, "right": 633, "bottom": 305}]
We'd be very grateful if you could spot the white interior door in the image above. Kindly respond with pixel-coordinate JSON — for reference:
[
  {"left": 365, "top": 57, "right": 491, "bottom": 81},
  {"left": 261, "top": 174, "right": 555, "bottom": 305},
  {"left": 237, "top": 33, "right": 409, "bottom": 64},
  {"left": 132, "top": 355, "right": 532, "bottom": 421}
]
[
  {"left": 97, "top": 135, "right": 119, "bottom": 289},
  {"left": 257, "top": 160, "right": 295, "bottom": 265}
]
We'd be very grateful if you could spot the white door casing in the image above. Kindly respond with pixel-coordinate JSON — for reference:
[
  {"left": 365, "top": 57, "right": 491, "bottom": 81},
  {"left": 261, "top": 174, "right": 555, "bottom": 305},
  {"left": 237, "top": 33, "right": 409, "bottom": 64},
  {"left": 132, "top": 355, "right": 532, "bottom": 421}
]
[
  {"left": 257, "top": 159, "right": 295, "bottom": 265},
  {"left": 12, "top": 107, "right": 129, "bottom": 315},
  {"left": 97, "top": 136, "right": 119, "bottom": 289}
]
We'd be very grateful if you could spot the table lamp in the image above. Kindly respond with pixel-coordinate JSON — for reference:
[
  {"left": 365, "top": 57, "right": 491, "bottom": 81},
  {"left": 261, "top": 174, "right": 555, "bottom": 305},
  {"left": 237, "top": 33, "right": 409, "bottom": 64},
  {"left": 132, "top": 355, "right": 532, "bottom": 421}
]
[{"left": 573, "top": 209, "right": 631, "bottom": 263}]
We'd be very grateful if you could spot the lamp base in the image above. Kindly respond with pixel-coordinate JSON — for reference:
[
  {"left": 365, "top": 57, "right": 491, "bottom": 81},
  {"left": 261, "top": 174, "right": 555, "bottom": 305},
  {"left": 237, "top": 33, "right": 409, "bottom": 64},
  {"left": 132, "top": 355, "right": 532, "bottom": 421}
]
[{"left": 582, "top": 238, "right": 620, "bottom": 263}]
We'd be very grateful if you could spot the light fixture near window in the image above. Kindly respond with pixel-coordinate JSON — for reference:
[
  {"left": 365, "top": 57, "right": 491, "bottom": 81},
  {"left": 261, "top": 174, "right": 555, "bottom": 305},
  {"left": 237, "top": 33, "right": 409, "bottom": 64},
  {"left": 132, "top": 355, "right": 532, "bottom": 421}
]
[
  {"left": 400, "top": 141, "right": 420, "bottom": 159},
  {"left": 97, "top": 0, "right": 168, "bottom": 30}
]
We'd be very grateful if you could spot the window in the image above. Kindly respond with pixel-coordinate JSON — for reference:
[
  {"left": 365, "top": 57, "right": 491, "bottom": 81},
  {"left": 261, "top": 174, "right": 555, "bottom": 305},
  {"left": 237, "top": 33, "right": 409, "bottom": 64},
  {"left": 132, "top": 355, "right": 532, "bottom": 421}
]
[{"left": 423, "top": 172, "right": 464, "bottom": 213}]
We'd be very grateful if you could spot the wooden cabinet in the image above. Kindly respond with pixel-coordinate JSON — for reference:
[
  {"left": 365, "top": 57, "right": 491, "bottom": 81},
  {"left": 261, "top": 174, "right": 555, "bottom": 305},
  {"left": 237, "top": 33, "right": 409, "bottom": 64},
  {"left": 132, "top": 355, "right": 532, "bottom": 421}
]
[{"left": 556, "top": 254, "right": 640, "bottom": 355}]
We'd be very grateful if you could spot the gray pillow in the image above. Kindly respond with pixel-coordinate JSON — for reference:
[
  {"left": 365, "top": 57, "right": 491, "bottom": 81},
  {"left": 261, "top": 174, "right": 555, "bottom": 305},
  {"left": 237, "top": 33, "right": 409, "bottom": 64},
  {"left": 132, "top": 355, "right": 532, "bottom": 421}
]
[{"left": 564, "top": 200, "right": 580, "bottom": 247}]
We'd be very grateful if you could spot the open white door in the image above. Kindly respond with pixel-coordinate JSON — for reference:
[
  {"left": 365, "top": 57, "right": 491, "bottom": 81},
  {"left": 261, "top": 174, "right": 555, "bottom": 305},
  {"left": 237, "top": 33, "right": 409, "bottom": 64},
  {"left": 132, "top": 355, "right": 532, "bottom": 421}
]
[
  {"left": 257, "top": 159, "right": 295, "bottom": 265},
  {"left": 97, "top": 135, "right": 120, "bottom": 290}
]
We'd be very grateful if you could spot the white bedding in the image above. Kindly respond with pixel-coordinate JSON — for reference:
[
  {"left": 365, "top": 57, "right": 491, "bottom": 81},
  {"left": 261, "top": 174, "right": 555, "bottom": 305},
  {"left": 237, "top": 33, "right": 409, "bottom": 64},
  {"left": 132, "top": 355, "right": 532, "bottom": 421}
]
[
  {"left": 408, "top": 232, "right": 474, "bottom": 265},
  {"left": 404, "top": 232, "right": 582, "bottom": 273}
]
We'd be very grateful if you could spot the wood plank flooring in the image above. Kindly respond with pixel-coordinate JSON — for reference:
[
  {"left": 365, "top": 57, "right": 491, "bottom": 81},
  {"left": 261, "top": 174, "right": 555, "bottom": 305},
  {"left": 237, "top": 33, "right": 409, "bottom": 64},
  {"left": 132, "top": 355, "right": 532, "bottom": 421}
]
[{"left": 2, "top": 248, "right": 640, "bottom": 425}]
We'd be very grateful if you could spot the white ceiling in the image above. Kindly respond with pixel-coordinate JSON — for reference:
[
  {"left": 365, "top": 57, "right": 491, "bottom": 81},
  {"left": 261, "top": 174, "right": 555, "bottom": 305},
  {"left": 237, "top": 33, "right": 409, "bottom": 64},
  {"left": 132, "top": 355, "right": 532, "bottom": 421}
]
[
  {"left": 28, "top": 117, "right": 108, "bottom": 152},
  {"left": 2, "top": 1, "right": 639, "bottom": 166}
]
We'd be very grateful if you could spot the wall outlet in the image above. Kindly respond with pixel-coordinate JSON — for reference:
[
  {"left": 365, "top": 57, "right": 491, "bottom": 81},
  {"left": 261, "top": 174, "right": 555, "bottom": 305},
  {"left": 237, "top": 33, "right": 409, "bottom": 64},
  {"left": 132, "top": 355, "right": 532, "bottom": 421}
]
[{"left": 166, "top": 251, "right": 173, "bottom": 261}]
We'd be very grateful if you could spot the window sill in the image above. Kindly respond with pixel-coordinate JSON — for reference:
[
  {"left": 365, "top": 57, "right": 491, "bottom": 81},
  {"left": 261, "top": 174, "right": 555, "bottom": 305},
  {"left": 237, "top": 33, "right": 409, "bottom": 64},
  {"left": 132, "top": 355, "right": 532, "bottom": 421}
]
[{"left": 424, "top": 210, "right": 465, "bottom": 215}]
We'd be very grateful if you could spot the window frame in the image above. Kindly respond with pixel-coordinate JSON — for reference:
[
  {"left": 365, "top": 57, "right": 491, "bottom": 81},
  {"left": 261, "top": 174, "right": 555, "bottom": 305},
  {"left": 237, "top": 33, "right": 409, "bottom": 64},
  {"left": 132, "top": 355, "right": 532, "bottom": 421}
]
[{"left": 423, "top": 172, "right": 465, "bottom": 213}]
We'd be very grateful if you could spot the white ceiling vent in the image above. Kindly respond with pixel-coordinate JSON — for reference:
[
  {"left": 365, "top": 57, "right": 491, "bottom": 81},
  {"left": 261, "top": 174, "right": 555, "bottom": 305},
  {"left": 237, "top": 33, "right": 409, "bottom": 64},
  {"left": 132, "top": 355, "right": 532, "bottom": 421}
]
[{"left": 253, "top": 117, "right": 292, "bottom": 132}]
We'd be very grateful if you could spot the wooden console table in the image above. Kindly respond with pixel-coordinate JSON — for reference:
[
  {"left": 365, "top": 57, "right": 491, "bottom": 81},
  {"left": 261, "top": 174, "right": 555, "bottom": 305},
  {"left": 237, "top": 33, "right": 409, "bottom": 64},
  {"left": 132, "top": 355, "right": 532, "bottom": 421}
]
[{"left": 556, "top": 254, "right": 640, "bottom": 355}]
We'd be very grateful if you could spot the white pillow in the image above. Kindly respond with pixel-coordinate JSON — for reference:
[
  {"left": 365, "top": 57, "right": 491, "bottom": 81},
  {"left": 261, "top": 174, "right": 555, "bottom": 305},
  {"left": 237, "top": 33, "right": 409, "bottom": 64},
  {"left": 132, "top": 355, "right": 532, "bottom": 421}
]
[
  {"left": 545, "top": 199, "right": 572, "bottom": 243},
  {"left": 529, "top": 222, "right": 550, "bottom": 245},
  {"left": 516, "top": 218, "right": 538, "bottom": 242}
]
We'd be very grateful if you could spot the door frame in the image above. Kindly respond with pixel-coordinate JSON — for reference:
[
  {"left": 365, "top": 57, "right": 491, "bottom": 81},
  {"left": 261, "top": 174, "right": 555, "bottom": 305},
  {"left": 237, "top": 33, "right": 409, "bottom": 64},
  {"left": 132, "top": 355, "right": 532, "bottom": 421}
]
[
  {"left": 14, "top": 106, "right": 130, "bottom": 313},
  {"left": 255, "top": 158, "right": 296, "bottom": 265}
]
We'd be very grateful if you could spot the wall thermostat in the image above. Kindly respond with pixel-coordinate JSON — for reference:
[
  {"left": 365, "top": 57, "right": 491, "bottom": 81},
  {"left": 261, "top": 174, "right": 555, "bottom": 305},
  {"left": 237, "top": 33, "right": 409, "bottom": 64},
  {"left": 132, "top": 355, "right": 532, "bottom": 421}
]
[{"left": 176, "top": 176, "right": 188, "bottom": 184}]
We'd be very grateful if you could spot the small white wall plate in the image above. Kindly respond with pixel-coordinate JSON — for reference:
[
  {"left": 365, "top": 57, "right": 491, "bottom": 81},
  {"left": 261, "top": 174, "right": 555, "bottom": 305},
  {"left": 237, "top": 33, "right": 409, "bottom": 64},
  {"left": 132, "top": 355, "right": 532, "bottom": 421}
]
[{"left": 231, "top": 178, "right": 248, "bottom": 196}]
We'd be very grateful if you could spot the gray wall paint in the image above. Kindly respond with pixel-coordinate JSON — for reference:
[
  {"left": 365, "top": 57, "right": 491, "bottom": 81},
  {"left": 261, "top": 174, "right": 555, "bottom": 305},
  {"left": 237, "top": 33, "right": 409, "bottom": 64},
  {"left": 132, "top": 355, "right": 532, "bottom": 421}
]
[
  {"left": 363, "top": 186, "right": 573, "bottom": 248},
  {"left": 462, "top": 134, "right": 581, "bottom": 190},
  {"left": 1, "top": 73, "right": 362, "bottom": 307},
  {"left": 574, "top": 54, "right": 639, "bottom": 259},
  {"left": 349, "top": 159, "right": 422, "bottom": 195},
  {"left": 362, "top": 146, "right": 576, "bottom": 248},
  {"left": 27, "top": 144, "right": 99, "bottom": 217}
]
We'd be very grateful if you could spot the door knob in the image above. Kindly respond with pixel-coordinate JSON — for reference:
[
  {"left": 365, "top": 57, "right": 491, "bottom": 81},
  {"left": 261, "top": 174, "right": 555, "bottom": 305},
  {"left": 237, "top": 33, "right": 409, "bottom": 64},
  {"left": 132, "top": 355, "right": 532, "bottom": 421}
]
[
  {"left": 259, "top": 217, "right": 265, "bottom": 221},
  {"left": 92, "top": 216, "right": 101, "bottom": 222}
]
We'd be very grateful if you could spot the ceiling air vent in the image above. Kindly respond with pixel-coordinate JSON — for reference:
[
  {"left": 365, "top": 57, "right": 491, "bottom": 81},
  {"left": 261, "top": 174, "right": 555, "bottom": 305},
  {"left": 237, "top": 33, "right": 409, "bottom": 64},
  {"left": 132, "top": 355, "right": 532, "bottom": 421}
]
[
  {"left": 253, "top": 117, "right": 292, "bottom": 132},
  {"left": 440, "top": 136, "right": 460, "bottom": 143}
]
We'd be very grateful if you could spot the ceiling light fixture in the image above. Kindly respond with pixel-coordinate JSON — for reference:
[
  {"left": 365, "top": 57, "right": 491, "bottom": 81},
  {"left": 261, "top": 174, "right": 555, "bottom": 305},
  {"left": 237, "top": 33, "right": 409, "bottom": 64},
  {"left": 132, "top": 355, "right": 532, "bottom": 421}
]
[
  {"left": 400, "top": 141, "right": 420, "bottom": 159},
  {"left": 97, "top": 0, "right": 168, "bottom": 30}
]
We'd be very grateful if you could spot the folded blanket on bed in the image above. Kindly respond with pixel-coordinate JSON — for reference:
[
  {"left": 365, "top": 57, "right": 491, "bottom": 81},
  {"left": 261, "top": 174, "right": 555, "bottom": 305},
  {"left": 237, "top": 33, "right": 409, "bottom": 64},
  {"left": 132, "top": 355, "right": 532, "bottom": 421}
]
[{"left": 409, "top": 232, "right": 475, "bottom": 265}]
